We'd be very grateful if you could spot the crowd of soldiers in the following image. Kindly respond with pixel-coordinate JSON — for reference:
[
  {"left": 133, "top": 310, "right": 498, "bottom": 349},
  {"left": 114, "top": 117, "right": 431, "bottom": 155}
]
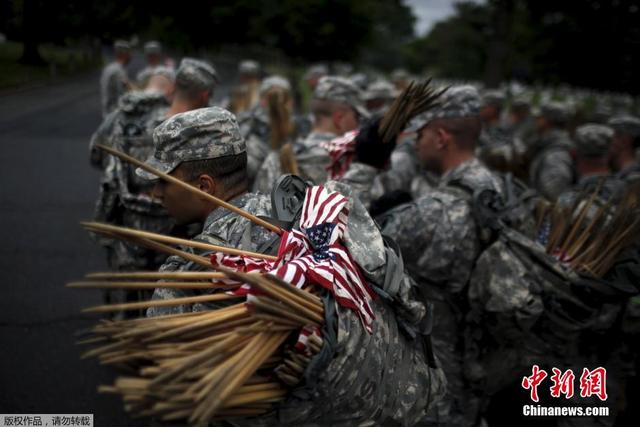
[{"left": 90, "top": 39, "right": 640, "bottom": 426}]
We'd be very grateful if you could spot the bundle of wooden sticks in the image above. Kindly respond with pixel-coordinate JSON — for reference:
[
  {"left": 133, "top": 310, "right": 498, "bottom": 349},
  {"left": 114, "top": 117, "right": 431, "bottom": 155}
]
[
  {"left": 71, "top": 222, "right": 326, "bottom": 426},
  {"left": 536, "top": 183, "right": 640, "bottom": 278}
]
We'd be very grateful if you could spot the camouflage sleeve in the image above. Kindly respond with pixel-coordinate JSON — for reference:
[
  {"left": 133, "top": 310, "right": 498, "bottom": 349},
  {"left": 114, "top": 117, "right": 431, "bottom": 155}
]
[
  {"left": 252, "top": 150, "right": 281, "bottom": 195},
  {"left": 537, "top": 150, "right": 574, "bottom": 201}
]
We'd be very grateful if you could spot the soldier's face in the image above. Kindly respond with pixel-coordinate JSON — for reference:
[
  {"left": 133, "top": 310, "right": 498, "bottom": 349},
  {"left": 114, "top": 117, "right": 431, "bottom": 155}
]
[
  {"left": 152, "top": 167, "right": 204, "bottom": 225},
  {"left": 416, "top": 124, "right": 444, "bottom": 174},
  {"left": 333, "top": 107, "right": 359, "bottom": 134}
]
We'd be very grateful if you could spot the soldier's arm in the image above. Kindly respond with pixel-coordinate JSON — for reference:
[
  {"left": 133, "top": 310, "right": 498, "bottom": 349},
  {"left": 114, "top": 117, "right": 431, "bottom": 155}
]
[{"left": 252, "top": 150, "right": 281, "bottom": 194}]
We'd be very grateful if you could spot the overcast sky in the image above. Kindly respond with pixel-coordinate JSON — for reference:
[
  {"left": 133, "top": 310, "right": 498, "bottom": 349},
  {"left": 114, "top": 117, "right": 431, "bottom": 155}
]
[{"left": 404, "top": 0, "right": 484, "bottom": 36}]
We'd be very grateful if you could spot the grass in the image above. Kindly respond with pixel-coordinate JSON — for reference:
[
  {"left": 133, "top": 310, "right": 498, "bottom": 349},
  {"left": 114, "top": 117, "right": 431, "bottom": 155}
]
[{"left": 0, "top": 41, "right": 101, "bottom": 90}]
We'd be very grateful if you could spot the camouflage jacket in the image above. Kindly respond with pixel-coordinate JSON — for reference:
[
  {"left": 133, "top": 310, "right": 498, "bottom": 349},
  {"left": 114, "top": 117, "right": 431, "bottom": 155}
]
[
  {"left": 100, "top": 61, "right": 129, "bottom": 118},
  {"left": 616, "top": 161, "right": 640, "bottom": 187},
  {"left": 253, "top": 131, "right": 336, "bottom": 195},
  {"left": 528, "top": 129, "right": 575, "bottom": 201}
]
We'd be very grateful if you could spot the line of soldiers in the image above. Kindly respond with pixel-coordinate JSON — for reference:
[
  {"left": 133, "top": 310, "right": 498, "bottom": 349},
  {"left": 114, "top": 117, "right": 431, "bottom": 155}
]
[{"left": 90, "top": 45, "right": 640, "bottom": 426}]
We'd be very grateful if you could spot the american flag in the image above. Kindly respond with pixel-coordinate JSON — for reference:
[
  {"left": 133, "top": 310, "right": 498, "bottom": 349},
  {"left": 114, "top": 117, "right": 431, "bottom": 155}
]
[
  {"left": 210, "top": 185, "right": 376, "bottom": 333},
  {"left": 321, "top": 130, "right": 359, "bottom": 180}
]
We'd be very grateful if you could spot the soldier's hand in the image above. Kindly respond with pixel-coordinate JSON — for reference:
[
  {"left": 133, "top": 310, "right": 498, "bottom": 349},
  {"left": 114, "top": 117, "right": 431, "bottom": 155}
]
[{"left": 354, "top": 117, "right": 395, "bottom": 170}]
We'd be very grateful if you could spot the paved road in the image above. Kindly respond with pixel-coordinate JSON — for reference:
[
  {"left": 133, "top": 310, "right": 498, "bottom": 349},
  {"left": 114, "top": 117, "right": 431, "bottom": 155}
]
[{"left": 0, "top": 72, "right": 149, "bottom": 425}]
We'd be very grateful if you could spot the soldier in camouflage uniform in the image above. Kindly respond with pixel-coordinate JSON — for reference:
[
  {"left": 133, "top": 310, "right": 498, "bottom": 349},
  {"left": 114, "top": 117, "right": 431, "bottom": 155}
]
[
  {"left": 609, "top": 114, "right": 640, "bottom": 186},
  {"left": 100, "top": 40, "right": 131, "bottom": 118},
  {"left": 136, "top": 41, "right": 166, "bottom": 88},
  {"left": 527, "top": 101, "right": 575, "bottom": 201},
  {"left": 557, "top": 123, "right": 623, "bottom": 206},
  {"left": 132, "top": 107, "right": 448, "bottom": 424},
  {"left": 238, "top": 75, "right": 299, "bottom": 187},
  {"left": 343, "top": 85, "right": 504, "bottom": 426},
  {"left": 253, "top": 76, "right": 368, "bottom": 195}
]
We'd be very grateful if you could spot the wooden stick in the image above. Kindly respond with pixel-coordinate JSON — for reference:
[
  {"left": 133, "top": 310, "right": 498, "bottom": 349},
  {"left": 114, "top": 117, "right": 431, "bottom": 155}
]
[
  {"left": 82, "top": 221, "right": 278, "bottom": 261},
  {"left": 86, "top": 271, "right": 228, "bottom": 280},
  {"left": 82, "top": 293, "right": 240, "bottom": 313},
  {"left": 67, "top": 281, "right": 235, "bottom": 290},
  {"left": 95, "top": 143, "right": 282, "bottom": 235}
]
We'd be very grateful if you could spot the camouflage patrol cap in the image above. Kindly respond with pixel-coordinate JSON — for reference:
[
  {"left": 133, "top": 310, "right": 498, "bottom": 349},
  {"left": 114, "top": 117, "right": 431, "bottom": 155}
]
[
  {"left": 114, "top": 40, "right": 131, "bottom": 53},
  {"left": 511, "top": 94, "right": 531, "bottom": 110},
  {"left": 482, "top": 90, "right": 506, "bottom": 108},
  {"left": 538, "top": 101, "right": 571, "bottom": 125},
  {"left": 144, "top": 41, "right": 162, "bottom": 55},
  {"left": 304, "top": 64, "right": 328, "bottom": 80},
  {"left": 406, "top": 85, "right": 481, "bottom": 132},
  {"left": 574, "top": 123, "right": 613, "bottom": 157},
  {"left": 314, "top": 76, "right": 370, "bottom": 119},
  {"left": 239, "top": 60, "right": 260, "bottom": 76},
  {"left": 149, "top": 66, "right": 175, "bottom": 82},
  {"left": 608, "top": 115, "right": 640, "bottom": 137},
  {"left": 175, "top": 58, "right": 218, "bottom": 92},
  {"left": 363, "top": 79, "right": 398, "bottom": 101},
  {"left": 259, "top": 75, "right": 291, "bottom": 95},
  {"left": 390, "top": 68, "right": 409, "bottom": 82},
  {"left": 136, "top": 107, "right": 245, "bottom": 180}
]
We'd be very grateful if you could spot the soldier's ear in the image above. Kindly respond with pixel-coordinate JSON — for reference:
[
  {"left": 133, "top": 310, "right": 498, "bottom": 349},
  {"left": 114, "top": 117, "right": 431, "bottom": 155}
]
[
  {"left": 197, "top": 174, "right": 216, "bottom": 196},
  {"left": 436, "top": 128, "right": 449, "bottom": 150}
]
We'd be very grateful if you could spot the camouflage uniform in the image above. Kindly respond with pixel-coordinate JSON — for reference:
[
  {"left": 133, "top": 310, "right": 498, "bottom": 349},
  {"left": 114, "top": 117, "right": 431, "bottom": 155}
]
[
  {"left": 136, "top": 41, "right": 165, "bottom": 87},
  {"left": 375, "top": 86, "right": 504, "bottom": 427},
  {"left": 253, "top": 76, "right": 368, "bottom": 195},
  {"left": 100, "top": 41, "right": 130, "bottom": 118},
  {"left": 557, "top": 124, "right": 623, "bottom": 206},
  {"left": 528, "top": 103, "right": 575, "bottom": 201},
  {"left": 239, "top": 76, "right": 294, "bottom": 187},
  {"left": 609, "top": 115, "right": 640, "bottom": 186}
]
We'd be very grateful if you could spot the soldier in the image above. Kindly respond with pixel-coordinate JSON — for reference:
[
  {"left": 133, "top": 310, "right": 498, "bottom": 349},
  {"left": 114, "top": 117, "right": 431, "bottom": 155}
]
[
  {"left": 346, "top": 85, "right": 504, "bottom": 426},
  {"left": 136, "top": 40, "right": 166, "bottom": 88},
  {"left": 337, "top": 85, "right": 502, "bottom": 423},
  {"left": 363, "top": 78, "right": 397, "bottom": 116},
  {"left": 90, "top": 58, "right": 217, "bottom": 169},
  {"left": 303, "top": 64, "right": 328, "bottom": 92},
  {"left": 127, "top": 107, "right": 447, "bottom": 425},
  {"left": 391, "top": 68, "right": 411, "bottom": 92},
  {"left": 100, "top": 40, "right": 131, "bottom": 117},
  {"left": 227, "top": 59, "right": 262, "bottom": 115},
  {"left": 238, "top": 75, "right": 298, "bottom": 187},
  {"left": 527, "top": 101, "right": 575, "bottom": 201},
  {"left": 253, "top": 76, "right": 368, "bottom": 195},
  {"left": 558, "top": 123, "right": 622, "bottom": 205},
  {"left": 609, "top": 114, "right": 640, "bottom": 186}
]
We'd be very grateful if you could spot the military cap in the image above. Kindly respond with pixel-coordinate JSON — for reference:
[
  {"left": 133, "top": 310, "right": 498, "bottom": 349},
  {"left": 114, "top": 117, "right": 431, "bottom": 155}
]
[
  {"left": 148, "top": 66, "right": 175, "bottom": 82},
  {"left": 114, "top": 40, "right": 131, "bottom": 53},
  {"left": 144, "top": 40, "right": 162, "bottom": 55},
  {"left": 363, "top": 79, "right": 398, "bottom": 101},
  {"left": 137, "top": 107, "right": 245, "bottom": 180},
  {"left": 175, "top": 58, "right": 218, "bottom": 92},
  {"left": 608, "top": 115, "right": 640, "bottom": 137},
  {"left": 574, "top": 123, "right": 613, "bottom": 157},
  {"left": 259, "top": 75, "right": 291, "bottom": 95},
  {"left": 238, "top": 60, "right": 260, "bottom": 76},
  {"left": 349, "top": 73, "right": 369, "bottom": 90},
  {"left": 304, "top": 64, "right": 329, "bottom": 80},
  {"left": 390, "top": 68, "right": 409, "bottom": 82},
  {"left": 538, "top": 101, "right": 571, "bottom": 125},
  {"left": 482, "top": 90, "right": 506, "bottom": 108},
  {"left": 511, "top": 94, "right": 531, "bottom": 110},
  {"left": 406, "top": 85, "right": 481, "bottom": 132},
  {"left": 314, "top": 76, "right": 370, "bottom": 119}
]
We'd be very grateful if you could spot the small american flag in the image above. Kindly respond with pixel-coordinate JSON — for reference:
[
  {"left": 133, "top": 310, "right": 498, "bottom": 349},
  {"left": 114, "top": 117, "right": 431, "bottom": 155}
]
[
  {"left": 210, "top": 185, "right": 376, "bottom": 333},
  {"left": 321, "top": 130, "right": 359, "bottom": 180}
]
